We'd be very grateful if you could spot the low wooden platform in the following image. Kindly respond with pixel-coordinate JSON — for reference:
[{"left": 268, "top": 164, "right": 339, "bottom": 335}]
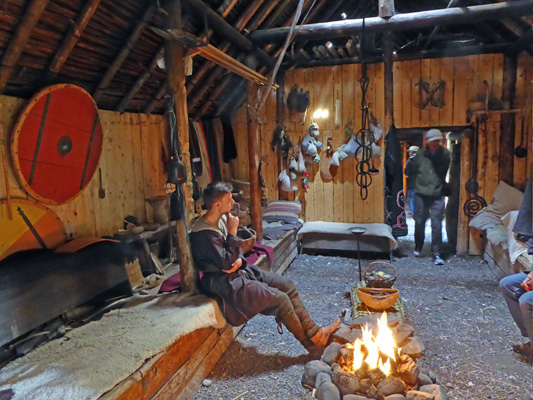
[
  {"left": 102, "top": 228, "right": 299, "bottom": 400},
  {"left": 255, "top": 229, "right": 298, "bottom": 274},
  {"left": 483, "top": 236, "right": 531, "bottom": 279}
]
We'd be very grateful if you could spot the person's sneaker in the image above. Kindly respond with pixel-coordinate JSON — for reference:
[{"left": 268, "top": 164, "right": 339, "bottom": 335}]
[
  {"left": 434, "top": 255, "right": 445, "bottom": 265},
  {"left": 413, "top": 250, "right": 420, "bottom": 257}
]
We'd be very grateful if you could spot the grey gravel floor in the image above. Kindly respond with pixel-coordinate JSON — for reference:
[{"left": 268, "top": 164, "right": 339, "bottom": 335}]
[{"left": 191, "top": 237, "right": 533, "bottom": 400}]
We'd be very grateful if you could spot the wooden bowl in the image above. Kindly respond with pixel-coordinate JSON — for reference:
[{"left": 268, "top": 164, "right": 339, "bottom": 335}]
[{"left": 357, "top": 287, "right": 399, "bottom": 311}]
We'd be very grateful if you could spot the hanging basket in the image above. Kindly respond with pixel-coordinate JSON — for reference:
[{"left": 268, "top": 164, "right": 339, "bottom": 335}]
[
  {"left": 364, "top": 262, "right": 397, "bottom": 288},
  {"left": 236, "top": 227, "right": 256, "bottom": 254},
  {"left": 357, "top": 287, "right": 399, "bottom": 311}
]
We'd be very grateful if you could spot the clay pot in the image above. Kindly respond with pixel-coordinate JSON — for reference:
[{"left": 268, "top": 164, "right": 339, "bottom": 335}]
[{"left": 145, "top": 196, "right": 169, "bottom": 225}]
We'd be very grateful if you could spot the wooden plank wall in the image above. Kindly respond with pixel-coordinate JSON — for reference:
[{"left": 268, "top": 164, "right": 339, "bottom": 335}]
[
  {"left": 230, "top": 52, "right": 533, "bottom": 227},
  {"left": 0, "top": 95, "right": 168, "bottom": 239}
]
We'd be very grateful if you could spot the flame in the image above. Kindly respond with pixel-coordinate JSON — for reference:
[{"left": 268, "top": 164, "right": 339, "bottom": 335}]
[{"left": 347, "top": 312, "right": 397, "bottom": 376}]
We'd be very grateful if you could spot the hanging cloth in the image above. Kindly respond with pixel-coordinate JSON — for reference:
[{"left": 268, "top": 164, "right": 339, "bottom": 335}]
[
  {"left": 201, "top": 119, "right": 221, "bottom": 182},
  {"left": 188, "top": 123, "right": 203, "bottom": 177},
  {"left": 384, "top": 125, "right": 408, "bottom": 237},
  {"left": 221, "top": 114, "right": 238, "bottom": 162}
]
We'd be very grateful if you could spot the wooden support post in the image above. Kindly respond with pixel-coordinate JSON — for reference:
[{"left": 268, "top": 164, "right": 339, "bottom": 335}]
[
  {"left": 245, "top": 55, "right": 263, "bottom": 240},
  {"left": 383, "top": 31, "right": 394, "bottom": 131},
  {"left": 499, "top": 55, "right": 516, "bottom": 185},
  {"left": 0, "top": 0, "right": 50, "bottom": 93},
  {"left": 379, "top": 0, "right": 395, "bottom": 18},
  {"left": 165, "top": 0, "right": 196, "bottom": 292},
  {"left": 457, "top": 134, "right": 471, "bottom": 255}
]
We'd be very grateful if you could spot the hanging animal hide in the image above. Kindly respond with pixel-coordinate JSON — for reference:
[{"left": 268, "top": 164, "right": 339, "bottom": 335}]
[{"left": 287, "top": 85, "right": 299, "bottom": 112}]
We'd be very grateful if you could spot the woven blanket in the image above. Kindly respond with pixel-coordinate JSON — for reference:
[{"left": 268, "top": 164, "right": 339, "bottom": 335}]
[{"left": 350, "top": 281, "right": 406, "bottom": 321}]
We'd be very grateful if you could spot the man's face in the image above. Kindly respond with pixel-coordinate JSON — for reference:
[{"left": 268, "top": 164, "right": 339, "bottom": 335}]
[
  {"left": 427, "top": 140, "right": 441, "bottom": 152},
  {"left": 217, "top": 192, "right": 235, "bottom": 214}
]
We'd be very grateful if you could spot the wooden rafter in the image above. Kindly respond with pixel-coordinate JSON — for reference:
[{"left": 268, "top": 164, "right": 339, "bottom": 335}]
[
  {"left": 116, "top": 45, "right": 164, "bottom": 113},
  {"left": 187, "top": 0, "right": 285, "bottom": 118},
  {"left": 93, "top": 4, "right": 157, "bottom": 102},
  {"left": 250, "top": 0, "right": 533, "bottom": 44},
  {"left": 202, "top": 0, "right": 316, "bottom": 117},
  {"left": 245, "top": 0, "right": 282, "bottom": 33},
  {"left": 290, "top": 42, "right": 511, "bottom": 68},
  {"left": 144, "top": 81, "right": 168, "bottom": 114},
  {"left": 45, "top": 0, "right": 101, "bottom": 82},
  {"left": 186, "top": 0, "right": 266, "bottom": 95},
  {"left": 0, "top": 0, "right": 49, "bottom": 93},
  {"left": 181, "top": 0, "right": 275, "bottom": 69},
  {"left": 505, "top": 26, "right": 533, "bottom": 56},
  {"left": 217, "top": 0, "right": 240, "bottom": 17}
]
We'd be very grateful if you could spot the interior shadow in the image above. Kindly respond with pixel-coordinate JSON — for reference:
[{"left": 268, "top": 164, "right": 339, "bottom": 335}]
[{"left": 208, "top": 341, "right": 312, "bottom": 378}]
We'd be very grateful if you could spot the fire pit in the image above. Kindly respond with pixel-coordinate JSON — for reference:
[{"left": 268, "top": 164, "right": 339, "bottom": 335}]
[{"left": 302, "top": 313, "right": 447, "bottom": 400}]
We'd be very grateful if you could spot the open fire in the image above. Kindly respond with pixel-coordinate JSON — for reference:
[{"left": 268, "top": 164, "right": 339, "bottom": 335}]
[
  {"left": 301, "top": 312, "right": 447, "bottom": 399},
  {"left": 347, "top": 312, "right": 397, "bottom": 376}
]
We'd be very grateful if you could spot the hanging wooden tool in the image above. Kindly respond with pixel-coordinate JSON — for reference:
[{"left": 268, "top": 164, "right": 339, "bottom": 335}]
[
  {"left": 1, "top": 136, "right": 12, "bottom": 220},
  {"left": 11, "top": 84, "right": 103, "bottom": 205},
  {"left": 463, "top": 119, "right": 487, "bottom": 218}
]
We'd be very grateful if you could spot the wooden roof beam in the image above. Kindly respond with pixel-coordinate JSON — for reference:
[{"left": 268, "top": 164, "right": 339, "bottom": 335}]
[
  {"left": 217, "top": 0, "right": 240, "bottom": 17},
  {"left": 116, "top": 45, "right": 164, "bottom": 113},
  {"left": 93, "top": 4, "right": 157, "bottom": 102},
  {"left": 249, "top": 0, "right": 533, "bottom": 45},
  {"left": 186, "top": 0, "right": 285, "bottom": 119},
  {"left": 144, "top": 81, "right": 167, "bottom": 114},
  {"left": 194, "top": 0, "right": 314, "bottom": 119},
  {"left": 0, "top": 0, "right": 49, "bottom": 93},
  {"left": 244, "top": 0, "right": 282, "bottom": 33},
  {"left": 422, "top": 0, "right": 460, "bottom": 50},
  {"left": 45, "top": 0, "right": 101, "bottom": 83},
  {"left": 181, "top": 0, "right": 275, "bottom": 69},
  {"left": 505, "top": 26, "right": 533, "bottom": 56},
  {"left": 186, "top": 0, "right": 266, "bottom": 94},
  {"left": 289, "top": 42, "right": 511, "bottom": 68}
]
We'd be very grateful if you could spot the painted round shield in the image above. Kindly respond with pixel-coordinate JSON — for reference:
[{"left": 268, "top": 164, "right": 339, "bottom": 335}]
[
  {"left": 0, "top": 199, "right": 67, "bottom": 262},
  {"left": 11, "top": 84, "right": 103, "bottom": 205}
]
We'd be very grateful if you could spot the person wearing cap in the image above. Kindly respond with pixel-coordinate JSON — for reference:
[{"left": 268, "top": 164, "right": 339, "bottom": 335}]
[
  {"left": 411, "top": 129, "right": 450, "bottom": 265},
  {"left": 404, "top": 145, "right": 419, "bottom": 216}
]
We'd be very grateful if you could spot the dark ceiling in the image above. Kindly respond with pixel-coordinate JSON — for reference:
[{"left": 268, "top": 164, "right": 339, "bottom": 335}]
[{"left": 0, "top": 0, "right": 531, "bottom": 119}]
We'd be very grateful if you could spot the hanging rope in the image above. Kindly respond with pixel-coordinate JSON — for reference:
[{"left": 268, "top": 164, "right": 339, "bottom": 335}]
[{"left": 354, "top": 17, "right": 374, "bottom": 200}]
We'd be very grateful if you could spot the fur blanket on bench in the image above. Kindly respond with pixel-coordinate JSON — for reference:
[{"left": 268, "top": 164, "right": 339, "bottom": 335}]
[{"left": 0, "top": 293, "right": 226, "bottom": 400}]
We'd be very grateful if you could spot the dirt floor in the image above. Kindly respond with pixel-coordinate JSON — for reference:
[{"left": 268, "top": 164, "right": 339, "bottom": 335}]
[{"left": 191, "top": 238, "right": 533, "bottom": 400}]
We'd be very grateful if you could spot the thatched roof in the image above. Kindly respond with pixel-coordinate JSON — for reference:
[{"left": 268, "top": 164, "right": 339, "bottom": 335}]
[{"left": 0, "top": 0, "right": 531, "bottom": 119}]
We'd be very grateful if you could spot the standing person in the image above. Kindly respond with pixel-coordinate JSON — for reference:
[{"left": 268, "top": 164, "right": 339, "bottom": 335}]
[
  {"left": 500, "top": 270, "right": 533, "bottom": 356},
  {"left": 404, "top": 145, "right": 419, "bottom": 216},
  {"left": 190, "top": 182, "right": 340, "bottom": 356},
  {"left": 411, "top": 129, "right": 450, "bottom": 265}
]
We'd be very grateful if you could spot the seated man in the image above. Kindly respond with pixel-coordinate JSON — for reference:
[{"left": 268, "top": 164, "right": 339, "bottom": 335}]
[
  {"left": 500, "top": 270, "right": 533, "bottom": 356},
  {"left": 190, "top": 182, "right": 339, "bottom": 355}
]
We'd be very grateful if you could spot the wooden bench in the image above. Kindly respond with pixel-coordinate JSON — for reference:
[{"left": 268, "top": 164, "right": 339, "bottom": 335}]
[{"left": 102, "top": 229, "right": 299, "bottom": 399}]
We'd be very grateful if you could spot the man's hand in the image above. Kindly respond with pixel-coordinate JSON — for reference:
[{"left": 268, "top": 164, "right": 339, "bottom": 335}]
[
  {"left": 226, "top": 213, "right": 239, "bottom": 236},
  {"left": 224, "top": 257, "right": 242, "bottom": 274},
  {"left": 521, "top": 272, "right": 533, "bottom": 292}
]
